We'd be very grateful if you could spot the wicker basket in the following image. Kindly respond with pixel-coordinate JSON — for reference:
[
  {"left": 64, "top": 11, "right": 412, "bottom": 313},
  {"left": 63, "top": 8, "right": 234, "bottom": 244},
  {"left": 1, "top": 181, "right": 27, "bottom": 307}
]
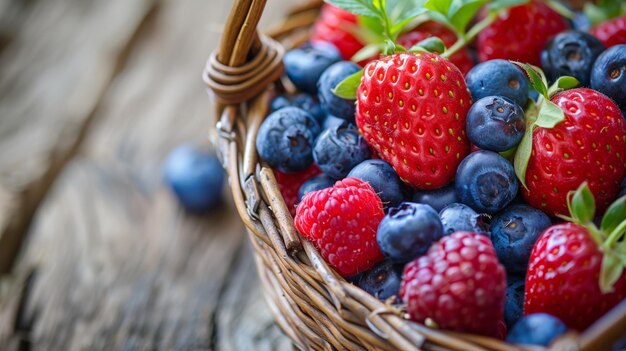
[{"left": 204, "top": 1, "right": 626, "bottom": 350}]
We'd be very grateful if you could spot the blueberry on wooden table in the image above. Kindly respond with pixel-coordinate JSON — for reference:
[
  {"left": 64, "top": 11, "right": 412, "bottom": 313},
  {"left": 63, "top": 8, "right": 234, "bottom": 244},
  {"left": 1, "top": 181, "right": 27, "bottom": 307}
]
[{"left": 163, "top": 145, "right": 224, "bottom": 213}]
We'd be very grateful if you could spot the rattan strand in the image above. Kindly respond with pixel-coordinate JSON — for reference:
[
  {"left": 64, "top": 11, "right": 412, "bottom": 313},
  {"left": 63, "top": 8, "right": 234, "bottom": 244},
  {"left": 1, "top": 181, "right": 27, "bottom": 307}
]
[{"left": 206, "top": 0, "right": 626, "bottom": 350}]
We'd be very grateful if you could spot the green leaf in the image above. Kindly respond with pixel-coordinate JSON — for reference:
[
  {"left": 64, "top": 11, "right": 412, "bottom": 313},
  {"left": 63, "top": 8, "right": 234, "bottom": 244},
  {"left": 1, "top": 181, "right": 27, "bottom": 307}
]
[
  {"left": 601, "top": 196, "right": 626, "bottom": 233},
  {"left": 514, "top": 125, "right": 534, "bottom": 189},
  {"left": 357, "top": 15, "right": 386, "bottom": 40},
  {"left": 488, "top": 0, "right": 528, "bottom": 12},
  {"left": 409, "top": 37, "right": 446, "bottom": 54},
  {"left": 545, "top": 0, "right": 575, "bottom": 19},
  {"left": 534, "top": 101, "right": 564, "bottom": 129},
  {"left": 426, "top": 10, "right": 454, "bottom": 29},
  {"left": 600, "top": 252, "right": 624, "bottom": 293},
  {"left": 351, "top": 43, "right": 384, "bottom": 62},
  {"left": 332, "top": 69, "right": 363, "bottom": 99},
  {"left": 424, "top": 0, "right": 454, "bottom": 15},
  {"left": 512, "top": 61, "right": 548, "bottom": 99},
  {"left": 570, "top": 182, "right": 596, "bottom": 224},
  {"left": 547, "top": 76, "right": 580, "bottom": 97},
  {"left": 325, "top": 0, "right": 382, "bottom": 18},
  {"left": 449, "top": 0, "right": 489, "bottom": 33}
]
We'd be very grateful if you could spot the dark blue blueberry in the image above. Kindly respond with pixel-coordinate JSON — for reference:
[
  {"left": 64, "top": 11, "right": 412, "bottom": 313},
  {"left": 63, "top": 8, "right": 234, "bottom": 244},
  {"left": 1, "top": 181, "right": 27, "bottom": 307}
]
[
  {"left": 313, "top": 122, "right": 370, "bottom": 179},
  {"left": 619, "top": 177, "right": 626, "bottom": 198},
  {"left": 298, "top": 174, "right": 335, "bottom": 200},
  {"left": 465, "top": 59, "right": 529, "bottom": 108},
  {"left": 491, "top": 204, "right": 551, "bottom": 274},
  {"left": 412, "top": 184, "right": 458, "bottom": 212},
  {"left": 466, "top": 96, "right": 525, "bottom": 152},
  {"left": 163, "top": 145, "right": 224, "bottom": 213},
  {"left": 455, "top": 150, "right": 519, "bottom": 213},
  {"left": 348, "top": 159, "right": 406, "bottom": 210},
  {"left": 323, "top": 114, "right": 346, "bottom": 130},
  {"left": 377, "top": 203, "right": 444, "bottom": 263},
  {"left": 357, "top": 260, "right": 402, "bottom": 300},
  {"left": 317, "top": 61, "right": 360, "bottom": 120},
  {"left": 504, "top": 276, "right": 525, "bottom": 330},
  {"left": 591, "top": 45, "right": 626, "bottom": 111},
  {"left": 541, "top": 30, "right": 605, "bottom": 86},
  {"left": 283, "top": 42, "right": 341, "bottom": 94},
  {"left": 612, "top": 336, "right": 626, "bottom": 351},
  {"left": 571, "top": 12, "right": 590, "bottom": 31},
  {"left": 438, "top": 203, "right": 488, "bottom": 236},
  {"left": 256, "top": 107, "right": 321, "bottom": 172},
  {"left": 270, "top": 94, "right": 325, "bottom": 124},
  {"left": 507, "top": 313, "right": 567, "bottom": 346},
  {"left": 529, "top": 88, "right": 539, "bottom": 102}
]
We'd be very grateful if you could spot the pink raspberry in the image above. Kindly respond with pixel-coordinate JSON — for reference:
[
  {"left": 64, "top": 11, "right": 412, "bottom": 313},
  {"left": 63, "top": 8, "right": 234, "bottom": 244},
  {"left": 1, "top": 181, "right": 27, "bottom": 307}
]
[
  {"left": 400, "top": 232, "right": 507, "bottom": 337},
  {"left": 294, "top": 177, "right": 384, "bottom": 277},
  {"left": 275, "top": 164, "right": 320, "bottom": 217}
]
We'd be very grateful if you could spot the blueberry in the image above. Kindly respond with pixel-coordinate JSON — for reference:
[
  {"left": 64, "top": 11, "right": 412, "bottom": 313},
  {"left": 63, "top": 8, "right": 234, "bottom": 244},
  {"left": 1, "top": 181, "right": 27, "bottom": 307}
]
[
  {"left": 298, "top": 174, "right": 335, "bottom": 200},
  {"left": 313, "top": 122, "right": 370, "bottom": 179},
  {"left": 283, "top": 42, "right": 341, "bottom": 94},
  {"left": 466, "top": 96, "right": 525, "bottom": 152},
  {"left": 163, "top": 145, "right": 224, "bottom": 212},
  {"left": 541, "top": 30, "right": 605, "bottom": 86},
  {"left": 271, "top": 94, "right": 325, "bottom": 124},
  {"left": 504, "top": 276, "right": 525, "bottom": 330},
  {"left": 438, "top": 203, "right": 488, "bottom": 236},
  {"left": 465, "top": 59, "right": 529, "bottom": 108},
  {"left": 357, "top": 260, "right": 402, "bottom": 300},
  {"left": 591, "top": 45, "right": 626, "bottom": 111},
  {"left": 571, "top": 12, "right": 590, "bottom": 31},
  {"left": 455, "top": 151, "right": 519, "bottom": 213},
  {"left": 491, "top": 204, "right": 551, "bottom": 274},
  {"left": 377, "top": 203, "right": 444, "bottom": 263},
  {"left": 317, "top": 61, "right": 360, "bottom": 120},
  {"left": 348, "top": 159, "right": 406, "bottom": 209},
  {"left": 612, "top": 336, "right": 626, "bottom": 351},
  {"left": 412, "top": 184, "right": 458, "bottom": 212},
  {"left": 323, "top": 114, "right": 346, "bottom": 130},
  {"left": 256, "top": 107, "right": 321, "bottom": 172},
  {"left": 507, "top": 313, "right": 567, "bottom": 346}
]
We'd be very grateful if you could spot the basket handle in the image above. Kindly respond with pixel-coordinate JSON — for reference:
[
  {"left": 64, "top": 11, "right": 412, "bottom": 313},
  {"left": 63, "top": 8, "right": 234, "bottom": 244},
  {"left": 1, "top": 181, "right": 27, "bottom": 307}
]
[{"left": 204, "top": 0, "right": 285, "bottom": 105}]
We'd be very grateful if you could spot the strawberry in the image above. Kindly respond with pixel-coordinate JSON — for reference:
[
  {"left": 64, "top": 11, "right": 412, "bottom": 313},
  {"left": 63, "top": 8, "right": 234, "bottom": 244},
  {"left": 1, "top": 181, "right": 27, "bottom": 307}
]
[
  {"left": 311, "top": 4, "right": 364, "bottom": 62},
  {"left": 522, "top": 88, "right": 626, "bottom": 217},
  {"left": 477, "top": 1, "right": 569, "bottom": 66},
  {"left": 591, "top": 15, "right": 626, "bottom": 47},
  {"left": 355, "top": 52, "right": 472, "bottom": 189},
  {"left": 400, "top": 232, "right": 507, "bottom": 337},
  {"left": 294, "top": 177, "right": 384, "bottom": 277},
  {"left": 275, "top": 164, "right": 320, "bottom": 217},
  {"left": 525, "top": 183, "right": 626, "bottom": 331},
  {"left": 397, "top": 21, "right": 474, "bottom": 75}
]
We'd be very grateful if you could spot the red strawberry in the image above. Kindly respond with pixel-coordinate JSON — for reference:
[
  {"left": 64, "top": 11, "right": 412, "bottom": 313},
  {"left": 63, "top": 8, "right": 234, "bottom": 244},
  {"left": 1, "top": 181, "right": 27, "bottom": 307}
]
[
  {"left": 275, "top": 164, "right": 320, "bottom": 216},
  {"left": 477, "top": 1, "right": 569, "bottom": 66},
  {"left": 311, "top": 4, "right": 364, "bottom": 62},
  {"left": 523, "top": 88, "right": 626, "bottom": 217},
  {"left": 591, "top": 15, "right": 626, "bottom": 47},
  {"left": 294, "top": 177, "right": 384, "bottom": 276},
  {"left": 356, "top": 52, "right": 472, "bottom": 189},
  {"left": 400, "top": 232, "right": 507, "bottom": 337},
  {"left": 397, "top": 21, "right": 474, "bottom": 75},
  {"left": 525, "top": 183, "right": 626, "bottom": 331}
]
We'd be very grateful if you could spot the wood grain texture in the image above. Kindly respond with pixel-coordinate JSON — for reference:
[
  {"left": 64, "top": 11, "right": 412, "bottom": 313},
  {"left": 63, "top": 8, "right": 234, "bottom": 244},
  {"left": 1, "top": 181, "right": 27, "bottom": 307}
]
[
  {"left": 0, "top": 0, "right": 300, "bottom": 349},
  {"left": 0, "top": 0, "right": 158, "bottom": 273}
]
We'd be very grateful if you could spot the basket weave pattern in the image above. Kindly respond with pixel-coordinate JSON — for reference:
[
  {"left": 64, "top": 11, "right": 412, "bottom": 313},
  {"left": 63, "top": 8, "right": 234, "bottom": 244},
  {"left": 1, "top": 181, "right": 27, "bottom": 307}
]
[{"left": 204, "top": 1, "right": 626, "bottom": 350}]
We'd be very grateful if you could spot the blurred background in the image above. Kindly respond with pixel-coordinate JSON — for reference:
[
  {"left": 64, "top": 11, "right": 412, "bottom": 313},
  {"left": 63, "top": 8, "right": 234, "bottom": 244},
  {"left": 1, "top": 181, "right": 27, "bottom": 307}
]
[{"left": 0, "top": 0, "right": 296, "bottom": 349}]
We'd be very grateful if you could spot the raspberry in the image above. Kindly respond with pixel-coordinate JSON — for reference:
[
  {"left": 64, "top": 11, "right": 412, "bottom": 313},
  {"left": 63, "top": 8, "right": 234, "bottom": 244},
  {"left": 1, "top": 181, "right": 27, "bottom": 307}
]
[
  {"left": 400, "top": 232, "right": 506, "bottom": 337},
  {"left": 294, "top": 177, "right": 384, "bottom": 277},
  {"left": 275, "top": 164, "right": 321, "bottom": 216}
]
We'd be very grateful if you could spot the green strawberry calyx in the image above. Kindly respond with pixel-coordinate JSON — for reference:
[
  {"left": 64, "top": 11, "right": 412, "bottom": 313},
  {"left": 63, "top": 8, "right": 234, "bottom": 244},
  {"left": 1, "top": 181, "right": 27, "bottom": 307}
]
[
  {"left": 562, "top": 182, "right": 626, "bottom": 294},
  {"left": 511, "top": 62, "right": 580, "bottom": 190},
  {"left": 584, "top": 0, "right": 626, "bottom": 26}
]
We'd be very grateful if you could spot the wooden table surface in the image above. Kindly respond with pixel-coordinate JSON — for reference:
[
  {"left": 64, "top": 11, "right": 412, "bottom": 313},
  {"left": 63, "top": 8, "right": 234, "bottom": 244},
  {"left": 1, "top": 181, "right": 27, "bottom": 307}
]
[{"left": 0, "top": 0, "right": 296, "bottom": 349}]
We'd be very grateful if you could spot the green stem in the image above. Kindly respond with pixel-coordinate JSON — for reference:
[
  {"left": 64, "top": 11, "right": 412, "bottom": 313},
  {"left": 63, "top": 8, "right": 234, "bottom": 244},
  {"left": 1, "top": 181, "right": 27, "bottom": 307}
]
[
  {"left": 442, "top": 12, "right": 496, "bottom": 58},
  {"left": 604, "top": 219, "right": 626, "bottom": 250}
]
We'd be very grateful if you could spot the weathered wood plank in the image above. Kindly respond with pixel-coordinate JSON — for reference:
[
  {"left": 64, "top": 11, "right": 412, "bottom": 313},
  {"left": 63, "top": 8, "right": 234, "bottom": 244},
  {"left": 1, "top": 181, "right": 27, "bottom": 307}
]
[
  {"left": 1, "top": 0, "right": 300, "bottom": 349},
  {"left": 0, "top": 0, "right": 158, "bottom": 273}
]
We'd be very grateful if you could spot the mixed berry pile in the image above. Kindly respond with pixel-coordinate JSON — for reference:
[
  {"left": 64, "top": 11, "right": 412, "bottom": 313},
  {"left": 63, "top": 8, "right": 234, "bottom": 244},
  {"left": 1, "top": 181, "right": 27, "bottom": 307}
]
[{"left": 257, "top": 0, "right": 626, "bottom": 346}]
